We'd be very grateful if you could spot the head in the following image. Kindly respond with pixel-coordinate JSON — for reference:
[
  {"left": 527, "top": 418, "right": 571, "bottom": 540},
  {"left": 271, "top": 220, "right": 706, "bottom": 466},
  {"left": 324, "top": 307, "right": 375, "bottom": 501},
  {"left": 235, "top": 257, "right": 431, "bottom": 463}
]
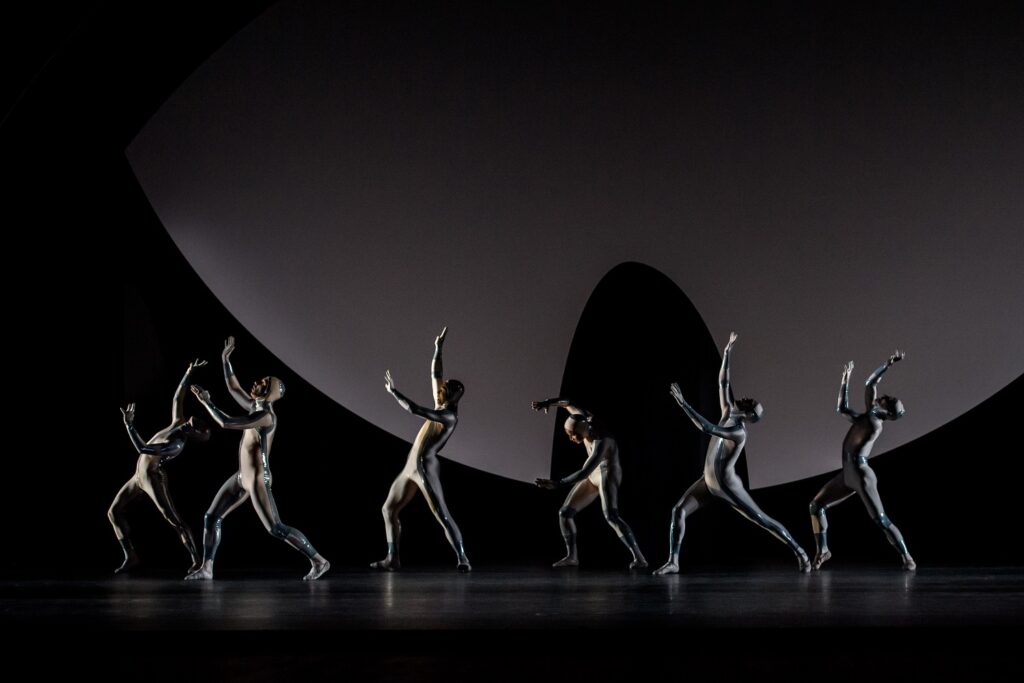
[
  {"left": 563, "top": 415, "right": 593, "bottom": 444},
  {"left": 251, "top": 376, "right": 286, "bottom": 403},
  {"left": 874, "top": 395, "right": 905, "bottom": 420},
  {"left": 183, "top": 416, "right": 212, "bottom": 442},
  {"left": 734, "top": 397, "right": 764, "bottom": 423},
  {"left": 439, "top": 379, "right": 465, "bottom": 407}
]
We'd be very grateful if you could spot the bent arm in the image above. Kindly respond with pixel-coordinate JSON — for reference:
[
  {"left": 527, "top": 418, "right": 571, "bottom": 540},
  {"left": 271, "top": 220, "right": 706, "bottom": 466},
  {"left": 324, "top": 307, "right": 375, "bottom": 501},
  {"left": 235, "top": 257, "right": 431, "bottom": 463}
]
[
  {"left": 223, "top": 357, "right": 254, "bottom": 411},
  {"left": 672, "top": 391, "right": 739, "bottom": 441},
  {"left": 198, "top": 399, "right": 272, "bottom": 430},
  {"left": 123, "top": 423, "right": 183, "bottom": 457},
  {"left": 557, "top": 441, "right": 608, "bottom": 487},
  {"left": 392, "top": 387, "right": 454, "bottom": 425},
  {"left": 865, "top": 351, "right": 902, "bottom": 409},
  {"left": 534, "top": 397, "right": 592, "bottom": 420}
]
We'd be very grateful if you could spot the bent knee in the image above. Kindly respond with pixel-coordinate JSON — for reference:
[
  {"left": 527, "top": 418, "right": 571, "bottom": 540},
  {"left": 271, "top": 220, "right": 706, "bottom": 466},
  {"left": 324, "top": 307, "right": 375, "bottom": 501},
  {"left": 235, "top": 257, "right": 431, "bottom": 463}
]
[
  {"left": 269, "top": 522, "right": 291, "bottom": 539},
  {"left": 872, "top": 514, "right": 892, "bottom": 529},
  {"left": 558, "top": 506, "right": 577, "bottom": 520},
  {"left": 603, "top": 508, "right": 623, "bottom": 524},
  {"left": 809, "top": 501, "right": 826, "bottom": 516}
]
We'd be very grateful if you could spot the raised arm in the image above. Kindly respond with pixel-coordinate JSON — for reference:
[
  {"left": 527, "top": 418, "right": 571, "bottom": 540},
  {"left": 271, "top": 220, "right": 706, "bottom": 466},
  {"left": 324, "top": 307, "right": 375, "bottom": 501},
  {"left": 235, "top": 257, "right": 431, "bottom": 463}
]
[
  {"left": 190, "top": 386, "right": 272, "bottom": 430},
  {"left": 387, "top": 370, "right": 455, "bottom": 425},
  {"left": 171, "top": 359, "right": 207, "bottom": 423},
  {"left": 431, "top": 326, "right": 447, "bottom": 407},
  {"left": 531, "top": 397, "right": 593, "bottom": 420},
  {"left": 122, "top": 403, "right": 184, "bottom": 457},
  {"left": 864, "top": 350, "right": 904, "bottom": 409},
  {"left": 670, "top": 383, "right": 740, "bottom": 441},
  {"left": 221, "top": 336, "right": 255, "bottom": 410},
  {"left": 837, "top": 361, "right": 859, "bottom": 421},
  {"left": 719, "top": 332, "right": 739, "bottom": 415}
]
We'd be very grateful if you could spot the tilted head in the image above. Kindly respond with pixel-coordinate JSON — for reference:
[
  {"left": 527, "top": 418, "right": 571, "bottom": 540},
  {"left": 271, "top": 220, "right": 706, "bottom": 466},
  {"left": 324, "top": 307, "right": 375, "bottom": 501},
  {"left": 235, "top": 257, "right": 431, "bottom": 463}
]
[
  {"left": 183, "top": 416, "right": 212, "bottom": 442},
  {"left": 874, "top": 395, "right": 905, "bottom": 420},
  {"left": 251, "top": 376, "right": 286, "bottom": 403},
  {"left": 735, "top": 397, "right": 764, "bottom": 423},
  {"left": 563, "top": 415, "right": 593, "bottom": 444},
  {"left": 440, "top": 379, "right": 465, "bottom": 407}
]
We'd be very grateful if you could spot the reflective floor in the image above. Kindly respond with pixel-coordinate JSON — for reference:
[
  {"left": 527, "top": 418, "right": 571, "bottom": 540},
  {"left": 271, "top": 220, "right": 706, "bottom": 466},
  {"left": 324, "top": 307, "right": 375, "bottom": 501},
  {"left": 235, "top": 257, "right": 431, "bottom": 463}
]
[{"left": 4, "top": 566, "right": 1021, "bottom": 679}]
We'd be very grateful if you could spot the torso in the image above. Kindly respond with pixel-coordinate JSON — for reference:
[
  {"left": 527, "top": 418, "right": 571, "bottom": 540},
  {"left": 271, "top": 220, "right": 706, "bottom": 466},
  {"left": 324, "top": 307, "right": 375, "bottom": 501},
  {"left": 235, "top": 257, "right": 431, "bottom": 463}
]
[
  {"left": 842, "top": 414, "right": 882, "bottom": 468},
  {"left": 404, "top": 411, "right": 457, "bottom": 473},
  {"left": 584, "top": 435, "right": 621, "bottom": 486},
  {"left": 238, "top": 404, "right": 276, "bottom": 489},
  {"left": 704, "top": 419, "right": 746, "bottom": 493}
]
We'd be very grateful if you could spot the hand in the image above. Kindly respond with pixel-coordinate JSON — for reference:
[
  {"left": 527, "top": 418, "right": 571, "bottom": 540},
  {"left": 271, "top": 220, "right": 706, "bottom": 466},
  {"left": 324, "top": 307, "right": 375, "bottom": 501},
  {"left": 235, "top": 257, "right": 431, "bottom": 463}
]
[
  {"left": 223, "top": 336, "right": 236, "bottom": 361},
  {"left": 843, "top": 361, "right": 854, "bottom": 376},
  {"left": 190, "top": 385, "right": 211, "bottom": 403},
  {"left": 121, "top": 402, "right": 136, "bottom": 425},
  {"left": 535, "top": 478, "right": 558, "bottom": 490},
  {"left": 726, "top": 331, "right": 739, "bottom": 350},
  {"left": 889, "top": 349, "right": 905, "bottom": 365},
  {"left": 435, "top": 326, "right": 448, "bottom": 348},
  {"left": 669, "top": 383, "right": 687, "bottom": 406},
  {"left": 531, "top": 400, "right": 550, "bottom": 414},
  {"left": 385, "top": 370, "right": 396, "bottom": 394},
  {"left": 187, "top": 358, "right": 208, "bottom": 374}
]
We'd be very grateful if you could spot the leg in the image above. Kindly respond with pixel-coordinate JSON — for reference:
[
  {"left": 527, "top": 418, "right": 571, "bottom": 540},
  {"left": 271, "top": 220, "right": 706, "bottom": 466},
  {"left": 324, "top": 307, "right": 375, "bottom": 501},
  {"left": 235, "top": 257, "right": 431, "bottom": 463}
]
[
  {"left": 417, "top": 456, "right": 471, "bottom": 571},
  {"left": 720, "top": 484, "right": 811, "bottom": 572},
  {"left": 185, "top": 474, "right": 249, "bottom": 580},
  {"left": 142, "top": 469, "right": 201, "bottom": 572},
  {"left": 108, "top": 478, "right": 142, "bottom": 574},
  {"left": 598, "top": 470, "right": 647, "bottom": 569},
  {"left": 853, "top": 468, "right": 916, "bottom": 570},
  {"left": 372, "top": 472, "right": 419, "bottom": 571},
  {"left": 553, "top": 479, "right": 599, "bottom": 567},
  {"left": 653, "top": 478, "right": 710, "bottom": 575},
  {"left": 250, "top": 478, "right": 330, "bottom": 580},
  {"left": 808, "top": 473, "right": 855, "bottom": 570}
]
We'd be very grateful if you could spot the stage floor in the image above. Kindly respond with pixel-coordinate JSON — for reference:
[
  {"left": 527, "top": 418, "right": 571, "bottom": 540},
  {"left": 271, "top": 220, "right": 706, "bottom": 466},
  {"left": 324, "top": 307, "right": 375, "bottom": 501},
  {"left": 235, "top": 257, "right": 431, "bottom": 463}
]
[{"left": 4, "top": 566, "right": 1021, "bottom": 679}]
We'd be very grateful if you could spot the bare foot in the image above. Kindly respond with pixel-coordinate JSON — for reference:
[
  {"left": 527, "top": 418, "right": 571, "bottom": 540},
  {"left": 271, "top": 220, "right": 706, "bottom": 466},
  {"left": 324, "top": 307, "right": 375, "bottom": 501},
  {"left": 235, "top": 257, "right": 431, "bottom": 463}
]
[
  {"left": 902, "top": 555, "right": 917, "bottom": 571},
  {"left": 304, "top": 558, "right": 330, "bottom": 581},
  {"left": 114, "top": 553, "right": 140, "bottom": 575},
  {"left": 185, "top": 563, "right": 213, "bottom": 581},
  {"left": 552, "top": 556, "right": 579, "bottom": 568},
  {"left": 629, "top": 557, "right": 649, "bottom": 570},
  {"left": 653, "top": 561, "right": 679, "bottom": 575},
  {"left": 812, "top": 550, "right": 832, "bottom": 570},
  {"left": 457, "top": 560, "right": 472, "bottom": 573},
  {"left": 797, "top": 550, "right": 812, "bottom": 573},
  {"left": 370, "top": 556, "right": 400, "bottom": 571}
]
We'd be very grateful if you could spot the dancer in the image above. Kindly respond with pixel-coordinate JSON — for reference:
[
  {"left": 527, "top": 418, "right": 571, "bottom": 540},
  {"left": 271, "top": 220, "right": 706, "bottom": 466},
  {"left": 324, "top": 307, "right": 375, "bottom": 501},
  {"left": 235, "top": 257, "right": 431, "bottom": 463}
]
[
  {"left": 186, "top": 336, "right": 330, "bottom": 581},
  {"left": 808, "top": 351, "right": 915, "bottom": 570},
  {"left": 654, "top": 332, "right": 810, "bottom": 574},
  {"left": 372, "top": 327, "right": 471, "bottom": 571},
  {"left": 532, "top": 399, "right": 647, "bottom": 570},
  {"left": 110, "top": 360, "right": 211, "bottom": 573}
]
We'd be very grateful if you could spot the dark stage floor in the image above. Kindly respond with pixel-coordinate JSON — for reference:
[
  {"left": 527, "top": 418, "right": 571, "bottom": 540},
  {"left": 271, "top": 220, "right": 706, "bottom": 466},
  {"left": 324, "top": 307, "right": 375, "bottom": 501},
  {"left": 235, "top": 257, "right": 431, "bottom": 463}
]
[{"left": 4, "top": 566, "right": 1021, "bottom": 680}]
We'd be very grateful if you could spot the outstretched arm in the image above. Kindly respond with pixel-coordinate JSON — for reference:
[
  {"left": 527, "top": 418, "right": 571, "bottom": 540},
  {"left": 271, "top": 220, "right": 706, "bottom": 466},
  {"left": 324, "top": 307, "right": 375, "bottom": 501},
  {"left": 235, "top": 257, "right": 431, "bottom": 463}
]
[
  {"left": 387, "top": 371, "right": 455, "bottom": 425},
  {"left": 431, "top": 326, "right": 447, "bottom": 407},
  {"left": 670, "top": 384, "right": 740, "bottom": 441},
  {"left": 122, "top": 403, "right": 184, "bottom": 457},
  {"left": 531, "top": 397, "right": 593, "bottom": 420},
  {"left": 190, "top": 386, "right": 272, "bottom": 430},
  {"left": 221, "top": 336, "right": 254, "bottom": 410},
  {"left": 719, "top": 332, "right": 739, "bottom": 416},
  {"left": 837, "top": 361, "right": 858, "bottom": 421},
  {"left": 171, "top": 359, "right": 207, "bottom": 423},
  {"left": 864, "top": 349, "right": 904, "bottom": 409}
]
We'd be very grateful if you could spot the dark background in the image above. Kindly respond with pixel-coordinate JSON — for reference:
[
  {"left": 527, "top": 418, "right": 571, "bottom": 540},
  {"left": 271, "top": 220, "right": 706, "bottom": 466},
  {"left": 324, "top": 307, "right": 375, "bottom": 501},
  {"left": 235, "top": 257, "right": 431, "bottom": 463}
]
[{"left": 3, "top": 1, "right": 1022, "bottom": 579}]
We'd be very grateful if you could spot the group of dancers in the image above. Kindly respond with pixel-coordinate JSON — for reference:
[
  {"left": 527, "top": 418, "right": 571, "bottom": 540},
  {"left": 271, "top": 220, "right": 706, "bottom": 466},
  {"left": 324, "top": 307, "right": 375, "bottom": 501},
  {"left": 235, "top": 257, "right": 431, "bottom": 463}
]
[{"left": 113, "top": 329, "right": 914, "bottom": 580}]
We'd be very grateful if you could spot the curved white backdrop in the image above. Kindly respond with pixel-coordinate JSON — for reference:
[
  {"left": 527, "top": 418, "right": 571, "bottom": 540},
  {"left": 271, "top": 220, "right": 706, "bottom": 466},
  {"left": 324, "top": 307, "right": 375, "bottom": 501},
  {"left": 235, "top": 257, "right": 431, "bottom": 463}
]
[{"left": 128, "top": 1, "right": 1024, "bottom": 486}]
